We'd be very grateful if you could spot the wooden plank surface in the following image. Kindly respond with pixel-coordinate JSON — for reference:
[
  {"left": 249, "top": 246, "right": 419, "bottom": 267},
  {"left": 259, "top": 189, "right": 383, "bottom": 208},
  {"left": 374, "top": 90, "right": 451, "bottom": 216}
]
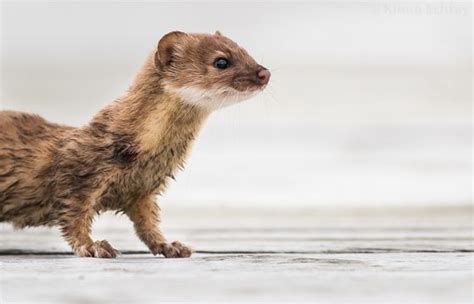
[{"left": 1, "top": 206, "right": 472, "bottom": 303}]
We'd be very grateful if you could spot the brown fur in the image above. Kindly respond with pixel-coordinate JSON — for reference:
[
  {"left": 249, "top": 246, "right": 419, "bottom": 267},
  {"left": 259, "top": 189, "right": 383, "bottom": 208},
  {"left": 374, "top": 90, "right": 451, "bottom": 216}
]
[{"left": 0, "top": 31, "right": 269, "bottom": 258}]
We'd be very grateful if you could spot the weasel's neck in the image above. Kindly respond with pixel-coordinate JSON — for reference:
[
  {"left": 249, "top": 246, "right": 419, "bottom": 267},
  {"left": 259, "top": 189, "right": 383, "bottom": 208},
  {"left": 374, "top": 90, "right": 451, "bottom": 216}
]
[{"left": 89, "top": 55, "right": 210, "bottom": 155}]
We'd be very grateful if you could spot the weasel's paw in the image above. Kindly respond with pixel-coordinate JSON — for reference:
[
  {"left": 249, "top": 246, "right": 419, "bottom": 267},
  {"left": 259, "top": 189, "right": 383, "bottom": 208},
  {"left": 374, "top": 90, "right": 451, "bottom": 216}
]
[
  {"left": 76, "top": 240, "right": 120, "bottom": 258},
  {"left": 154, "top": 241, "right": 193, "bottom": 258}
]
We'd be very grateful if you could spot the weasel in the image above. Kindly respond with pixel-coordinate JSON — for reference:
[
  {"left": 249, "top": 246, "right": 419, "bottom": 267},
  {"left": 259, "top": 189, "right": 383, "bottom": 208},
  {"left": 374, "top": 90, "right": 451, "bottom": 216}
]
[{"left": 0, "top": 31, "right": 270, "bottom": 258}]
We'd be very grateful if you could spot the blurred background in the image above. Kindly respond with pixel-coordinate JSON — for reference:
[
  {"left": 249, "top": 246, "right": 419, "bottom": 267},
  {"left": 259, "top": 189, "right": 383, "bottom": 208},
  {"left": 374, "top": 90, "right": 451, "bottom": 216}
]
[{"left": 1, "top": 0, "right": 471, "bottom": 209}]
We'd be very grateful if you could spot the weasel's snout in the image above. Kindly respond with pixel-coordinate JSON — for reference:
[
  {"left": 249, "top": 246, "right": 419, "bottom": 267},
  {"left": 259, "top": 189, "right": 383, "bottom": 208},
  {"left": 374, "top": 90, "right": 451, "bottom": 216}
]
[{"left": 257, "top": 69, "right": 271, "bottom": 85}]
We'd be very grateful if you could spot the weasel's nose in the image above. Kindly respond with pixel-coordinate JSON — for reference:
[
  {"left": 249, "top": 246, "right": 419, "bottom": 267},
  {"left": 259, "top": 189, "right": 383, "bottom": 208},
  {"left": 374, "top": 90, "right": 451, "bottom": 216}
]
[{"left": 257, "top": 69, "right": 271, "bottom": 85}]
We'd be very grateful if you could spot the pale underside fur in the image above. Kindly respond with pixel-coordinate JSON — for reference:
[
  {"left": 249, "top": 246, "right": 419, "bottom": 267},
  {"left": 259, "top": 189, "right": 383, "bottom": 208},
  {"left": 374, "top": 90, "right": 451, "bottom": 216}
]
[{"left": 164, "top": 84, "right": 260, "bottom": 110}]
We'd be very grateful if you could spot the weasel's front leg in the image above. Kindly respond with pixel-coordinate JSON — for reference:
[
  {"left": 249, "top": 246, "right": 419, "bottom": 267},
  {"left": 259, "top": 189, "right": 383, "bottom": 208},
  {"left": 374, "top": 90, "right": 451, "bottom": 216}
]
[
  {"left": 59, "top": 199, "right": 119, "bottom": 258},
  {"left": 126, "top": 196, "right": 192, "bottom": 258}
]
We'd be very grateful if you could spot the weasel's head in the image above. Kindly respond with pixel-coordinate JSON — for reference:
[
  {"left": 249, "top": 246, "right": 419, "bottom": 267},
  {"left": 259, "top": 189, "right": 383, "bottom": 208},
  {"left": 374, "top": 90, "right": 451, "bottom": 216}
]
[{"left": 154, "top": 31, "right": 270, "bottom": 110}]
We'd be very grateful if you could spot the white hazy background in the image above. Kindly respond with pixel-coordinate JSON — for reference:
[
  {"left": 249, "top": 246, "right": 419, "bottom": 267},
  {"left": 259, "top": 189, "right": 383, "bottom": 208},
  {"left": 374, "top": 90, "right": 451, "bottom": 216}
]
[{"left": 0, "top": 1, "right": 472, "bottom": 208}]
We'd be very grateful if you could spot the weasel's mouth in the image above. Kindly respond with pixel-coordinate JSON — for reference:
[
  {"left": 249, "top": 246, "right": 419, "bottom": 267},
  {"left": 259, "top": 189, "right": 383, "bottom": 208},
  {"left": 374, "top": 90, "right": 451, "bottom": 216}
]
[{"left": 231, "top": 81, "right": 268, "bottom": 93}]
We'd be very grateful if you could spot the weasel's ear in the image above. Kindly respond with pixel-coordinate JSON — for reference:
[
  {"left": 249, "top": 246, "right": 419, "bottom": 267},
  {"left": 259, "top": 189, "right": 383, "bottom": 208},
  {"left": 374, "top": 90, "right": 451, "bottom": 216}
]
[
  {"left": 215, "top": 30, "right": 223, "bottom": 36},
  {"left": 154, "top": 31, "right": 187, "bottom": 69}
]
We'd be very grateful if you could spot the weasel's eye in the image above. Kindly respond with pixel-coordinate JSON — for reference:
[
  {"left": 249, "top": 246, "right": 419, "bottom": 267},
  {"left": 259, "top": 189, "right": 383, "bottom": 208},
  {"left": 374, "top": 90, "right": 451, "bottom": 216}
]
[{"left": 214, "top": 58, "right": 230, "bottom": 69}]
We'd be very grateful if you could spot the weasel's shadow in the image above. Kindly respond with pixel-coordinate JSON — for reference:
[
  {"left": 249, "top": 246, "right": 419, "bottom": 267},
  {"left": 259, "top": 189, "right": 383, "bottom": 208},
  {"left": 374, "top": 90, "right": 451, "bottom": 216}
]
[{"left": 1, "top": 248, "right": 472, "bottom": 256}]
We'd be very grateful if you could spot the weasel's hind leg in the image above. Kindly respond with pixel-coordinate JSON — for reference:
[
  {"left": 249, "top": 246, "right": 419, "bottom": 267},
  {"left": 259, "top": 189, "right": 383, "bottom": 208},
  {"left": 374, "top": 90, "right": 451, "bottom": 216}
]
[{"left": 59, "top": 198, "right": 120, "bottom": 258}]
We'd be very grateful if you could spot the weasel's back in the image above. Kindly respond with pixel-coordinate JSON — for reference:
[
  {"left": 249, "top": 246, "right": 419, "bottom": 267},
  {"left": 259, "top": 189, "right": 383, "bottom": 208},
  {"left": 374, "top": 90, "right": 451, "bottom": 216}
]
[
  {"left": 0, "top": 111, "right": 72, "bottom": 143},
  {"left": 0, "top": 111, "right": 73, "bottom": 224}
]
